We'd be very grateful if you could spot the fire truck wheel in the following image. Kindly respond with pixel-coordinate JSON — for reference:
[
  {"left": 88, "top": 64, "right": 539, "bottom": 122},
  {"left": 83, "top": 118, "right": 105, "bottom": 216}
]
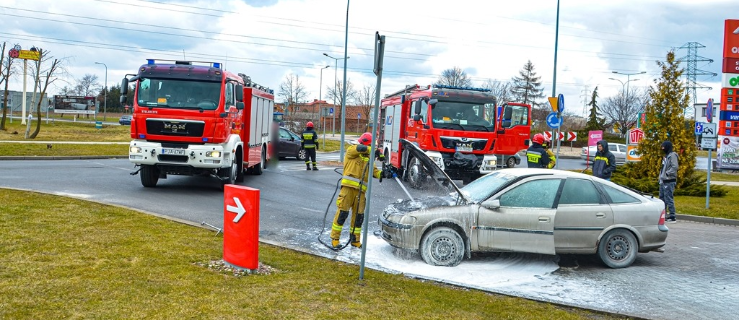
[
  {"left": 252, "top": 147, "right": 265, "bottom": 175},
  {"left": 140, "top": 165, "right": 159, "bottom": 188},
  {"left": 407, "top": 156, "right": 424, "bottom": 189},
  {"left": 236, "top": 151, "right": 244, "bottom": 182},
  {"left": 223, "top": 158, "right": 237, "bottom": 186},
  {"left": 506, "top": 156, "right": 517, "bottom": 168}
]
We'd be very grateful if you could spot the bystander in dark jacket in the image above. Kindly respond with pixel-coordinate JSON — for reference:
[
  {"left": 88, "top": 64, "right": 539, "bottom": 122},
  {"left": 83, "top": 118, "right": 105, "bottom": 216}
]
[{"left": 592, "top": 140, "right": 616, "bottom": 180}]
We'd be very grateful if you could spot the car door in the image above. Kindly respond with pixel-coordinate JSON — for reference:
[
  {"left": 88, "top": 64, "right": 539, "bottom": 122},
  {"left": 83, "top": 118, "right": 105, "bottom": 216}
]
[
  {"left": 476, "top": 178, "right": 560, "bottom": 255},
  {"left": 278, "top": 128, "right": 299, "bottom": 157},
  {"left": 553, "top": 178, "right": 613, "bottom": 252}
]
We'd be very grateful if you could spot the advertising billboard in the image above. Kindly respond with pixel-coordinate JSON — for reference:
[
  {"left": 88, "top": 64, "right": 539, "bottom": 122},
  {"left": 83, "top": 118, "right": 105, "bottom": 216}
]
[
  {"left": 53, "top": 95, "right": 96, "bottom": 114},
  {"left": 717, "top": 135, "right": 739, "bottom": 170}
]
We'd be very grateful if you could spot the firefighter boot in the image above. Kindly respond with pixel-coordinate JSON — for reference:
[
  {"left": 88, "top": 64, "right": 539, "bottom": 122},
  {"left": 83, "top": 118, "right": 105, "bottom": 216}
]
[
  {"left": 306, "top": 164, "right": 311, "bottom": 171},
  {"left": 331, "top": 238, "right": 340, "bottom": 248},
  {"left": 350, "top": 234, "right": 361, "bottom": 248},
  {"left": 312, "top": 166, "right": 318, "bottom": 171}
]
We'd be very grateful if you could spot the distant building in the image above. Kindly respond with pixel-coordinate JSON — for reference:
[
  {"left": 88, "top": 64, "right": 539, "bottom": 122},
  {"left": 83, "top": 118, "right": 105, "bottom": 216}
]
[{"left": 0, "top": 90, "right": 50, "bottom": 113}]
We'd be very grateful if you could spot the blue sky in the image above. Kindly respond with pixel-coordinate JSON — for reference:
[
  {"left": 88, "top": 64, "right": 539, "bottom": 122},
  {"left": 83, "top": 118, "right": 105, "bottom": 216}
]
[{"left": 0, "top": 0, "right": 736, "bottom": 116}]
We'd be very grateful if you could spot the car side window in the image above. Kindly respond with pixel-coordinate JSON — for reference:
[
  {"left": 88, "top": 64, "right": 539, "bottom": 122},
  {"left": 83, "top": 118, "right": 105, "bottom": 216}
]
[
  {"left": 498, "top": 179, "right": 561, "bottom": 208},
  {"left": 279, "top": 129, "right": 291, "bottom": 139},
  {"left": 609, "top": 144, "right": 617, "bottom": 152},
  {"left": 558, "top": 178, "right": 601, "bottom": 205},
  {"left": 601, "top": 184, "right": 640, "bottom": 204}
]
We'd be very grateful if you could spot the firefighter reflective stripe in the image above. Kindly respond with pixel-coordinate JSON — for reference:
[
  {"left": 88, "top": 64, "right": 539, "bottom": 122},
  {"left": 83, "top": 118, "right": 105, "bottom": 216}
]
[
  {"left": 341, "top": 175, "right": 367, "bottom": 192},
  {"left": 526, "top": 151, "right": 542, "bottom": 163},
  {"left": 332, "top": 223, "right": 344, "bottom": 232},
  {"left": 302, "top": 132, "right": 316, "bottom": 148}
]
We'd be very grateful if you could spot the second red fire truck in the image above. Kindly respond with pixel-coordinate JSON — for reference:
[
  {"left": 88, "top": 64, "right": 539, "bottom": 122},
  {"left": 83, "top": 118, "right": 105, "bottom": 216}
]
[
  {"left": 120, "top": 59, "right": 274, "bottom": 188},
  {"left": 379, "top": 84, "right": 531, "bottom": 186}
]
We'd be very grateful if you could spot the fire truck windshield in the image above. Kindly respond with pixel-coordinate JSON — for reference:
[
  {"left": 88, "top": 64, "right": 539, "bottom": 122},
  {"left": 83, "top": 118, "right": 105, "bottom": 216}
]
[
  {"left": 137, "top": 78, "right": 221, "bottom": 110},
  {"left": 430, "top": 102, "right": 495, "bottom": 131}
]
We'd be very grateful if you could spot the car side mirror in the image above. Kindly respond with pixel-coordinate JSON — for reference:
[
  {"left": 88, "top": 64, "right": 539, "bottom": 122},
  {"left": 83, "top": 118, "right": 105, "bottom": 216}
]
[{"left": 482, "top": 199, "right": 500, "bottom": 209}]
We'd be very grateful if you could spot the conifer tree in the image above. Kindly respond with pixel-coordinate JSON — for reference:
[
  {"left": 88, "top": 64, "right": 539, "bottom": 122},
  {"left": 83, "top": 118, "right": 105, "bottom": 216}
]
[
  {"left": 584, "top": 86, "right": 605, "bottom": 131},
  {"left": 636, "top": 51, "right": 695, "bottom": 185},
  {"left": 510, "top": 60, "right": 545, "bottom": 109}
]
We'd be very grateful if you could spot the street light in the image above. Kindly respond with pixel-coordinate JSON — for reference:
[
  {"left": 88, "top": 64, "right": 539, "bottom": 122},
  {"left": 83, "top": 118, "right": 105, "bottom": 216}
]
[
  {"left": 612, "top": 71, "right": 646, "bottom": 98},
  {"left": 95, "top": 62, "right": 108, "bottom": 121},
  {"left": 323, "top": 53, "right": 349, "bottom": 137},
  {"left": 319, "top": 65, "right": 330, "bottom": 148}
]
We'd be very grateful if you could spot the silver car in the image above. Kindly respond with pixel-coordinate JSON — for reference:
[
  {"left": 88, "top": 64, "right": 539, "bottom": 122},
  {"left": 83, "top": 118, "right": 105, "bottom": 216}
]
[
  {"left": 581, "top": 143, "right": 627, "bottom": 164},
  {"left": 379, "top": 139, "right": 668, "bottom": 268}
]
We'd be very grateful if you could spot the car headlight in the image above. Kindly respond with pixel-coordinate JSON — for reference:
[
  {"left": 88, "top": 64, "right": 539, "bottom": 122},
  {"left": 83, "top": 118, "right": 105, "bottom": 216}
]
[
  {"left": 130, "top": 146, "right": 142, "bottom": 153},
  {"left": 206, "top": 151, "right": 221, "bottom": 158}
]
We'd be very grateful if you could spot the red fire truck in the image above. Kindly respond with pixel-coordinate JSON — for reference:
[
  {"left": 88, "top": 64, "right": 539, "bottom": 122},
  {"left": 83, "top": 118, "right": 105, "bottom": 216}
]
[
  {"left": 379, "top": 84, "right": 531, "bottom": 186},
  {"left": 120, "top": 59, "right": 274, "bottom": 188}
]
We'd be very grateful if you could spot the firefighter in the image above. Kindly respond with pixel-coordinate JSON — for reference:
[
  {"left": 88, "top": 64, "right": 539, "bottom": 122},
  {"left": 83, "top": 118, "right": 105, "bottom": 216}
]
[
  {"left": 330, "top": 132, "right": 383, "bottom": 248},
  {"left": 526, "top": 133, "right": 551, "bottom": 168},
  {"left": 301, "top": 121, "right": 319, "bottom": 170},
  {"left": 542, "top": 137, "right": 557, "bottom": 169}
]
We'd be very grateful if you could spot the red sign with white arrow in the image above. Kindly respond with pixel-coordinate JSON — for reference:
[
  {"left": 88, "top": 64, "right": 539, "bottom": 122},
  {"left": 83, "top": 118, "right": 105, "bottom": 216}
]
[
  {"left": 543, "top": 131, "right": 577, "bottom": 141},
  {"left": 223, "top": 185, "right": 260, "bottom": 270}
]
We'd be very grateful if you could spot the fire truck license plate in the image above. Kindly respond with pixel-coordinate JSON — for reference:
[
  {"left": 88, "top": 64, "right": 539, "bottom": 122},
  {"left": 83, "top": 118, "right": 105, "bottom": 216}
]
[
  {"left": 162, "top": 148, "right": 186, "bottom": 155},
  {"left": 457, "top": 143, "right": 472, "bottom": 152}
]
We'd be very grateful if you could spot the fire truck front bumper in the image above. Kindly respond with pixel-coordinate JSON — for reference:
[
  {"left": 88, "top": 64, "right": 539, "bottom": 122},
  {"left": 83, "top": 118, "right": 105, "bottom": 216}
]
[
  {"left": 431, "top": 151, "right": 497, "bottom": 177},
  {"left": 128, "top": 140, "right": 231, "bottom": 169}
]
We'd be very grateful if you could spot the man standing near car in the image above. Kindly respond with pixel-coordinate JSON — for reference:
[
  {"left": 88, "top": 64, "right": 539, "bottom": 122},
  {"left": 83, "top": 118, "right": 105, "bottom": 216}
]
[
  {"left": 301, "top": 121, "right": 319, "bottom": 171},
  {"left": 526, "top": 133, "right": 551, "bottom": 168},
  {"left": 659, "top": 140, "right": 679, "bottom": 223},
  {"left": 592, "top": 140, "right": 616, "bottom": 180}
]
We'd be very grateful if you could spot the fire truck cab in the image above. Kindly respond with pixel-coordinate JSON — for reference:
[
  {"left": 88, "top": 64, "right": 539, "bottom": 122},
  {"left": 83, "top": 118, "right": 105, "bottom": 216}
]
[
  {"left": 120, "top": 59, "right": 274, "bottom": 188},
  {"left": 379, "top": 84, "right": 530, "bottom": 186}
]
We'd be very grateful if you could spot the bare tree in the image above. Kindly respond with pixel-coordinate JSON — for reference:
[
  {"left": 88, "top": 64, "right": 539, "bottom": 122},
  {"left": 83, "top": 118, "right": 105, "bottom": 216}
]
[
  {"left": 481, "top": 79, "right": 512, "bottom": 103},
  {"left": 1, "top": 42, "right": 18, "bottom": 130},
  {"left": 353, "top": 84, "right": 376, "bottom": 122},
  {"left": 74, "top": 74, "right": 99, "bottom": 96},
  {"left": 599, "top": 87, "right": 649, "bottom": 136},
  {"left": 435, "top": 66, "right": 472, "bottom": 87},
  {"left": 29, "top": 49, "right": 64, "bottom": 138},
  {"left": 325, "top": 79, "right": 357, "bottom": 110},
  {"left": 278, "top": 73, "right": 309, "bottom": 114}
]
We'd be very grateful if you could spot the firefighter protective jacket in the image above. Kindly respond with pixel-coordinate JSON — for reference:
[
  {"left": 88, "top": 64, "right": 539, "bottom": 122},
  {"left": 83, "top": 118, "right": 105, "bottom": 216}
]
[
  {"left": 341, "top": 144, "right": 382, "bottom": 192},
  {"left": 301, "top": 128, "right": 318, "bottom": 149}
]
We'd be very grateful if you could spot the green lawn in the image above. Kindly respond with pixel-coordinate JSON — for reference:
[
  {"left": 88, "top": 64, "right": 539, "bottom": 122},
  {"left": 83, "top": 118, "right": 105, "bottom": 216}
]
[{"left": 0, "top": 189, "right": 614, "bottom": 320}]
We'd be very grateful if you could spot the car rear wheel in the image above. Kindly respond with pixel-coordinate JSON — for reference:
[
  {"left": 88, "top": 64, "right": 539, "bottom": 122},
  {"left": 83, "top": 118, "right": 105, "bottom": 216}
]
[
  {"left": 420, "top": 227, "right": 465, "bottom": 267},
  {"left": 506, "top": 156, "right": 516, "bottom": 168},
  {"left": 140, "top": 165, "right": 159, "bottom": 188},
  {"left": 598, "top": 229, "right": 637, "bottom": 268}
]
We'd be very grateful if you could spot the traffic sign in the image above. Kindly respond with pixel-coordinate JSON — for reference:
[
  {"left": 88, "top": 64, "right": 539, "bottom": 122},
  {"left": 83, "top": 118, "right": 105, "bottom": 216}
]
[
  {"left": 543, "top": 131, "right": 577, "bottom": 141},
  {"left": 702, "top": 122, "right": 717, "bottom": 138},
  {"left": 329, "top": 107, "right": 334, "bottom": 115},
  {"left": 701, "top": 138, "right": 717, "bottom": 149},
  {"left": 557, "top": 93, "right": 565, "bottom": 113},
  {"left": 546, "top": 112, "right": 562, "bottom": 128},
  {"left": 695, "top": 122, "right": 704, "bottom": 135},
  {"left": 548, "top": 97, "right": 559, "bottom": 113},
  {"left": 358, "top": 113, "right": 361, "bottom": 119},
  {"left": 706, "top": 98, "right": 714, "bottom": 123},
  {"left": 223, "top": 185, "right": 260, "bottom": 270}
]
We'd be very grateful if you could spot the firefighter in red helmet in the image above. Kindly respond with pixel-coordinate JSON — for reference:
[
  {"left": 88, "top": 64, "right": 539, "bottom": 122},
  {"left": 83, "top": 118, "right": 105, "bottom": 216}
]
[
  {"left": 526, "top": 133, "right": 551, "bottom": 168},
  {"left": 329, "top": 132, "right": 383, "bottom": 248},
  {"left": 301, "top": 121, "right": 319, "bottom": 170}
]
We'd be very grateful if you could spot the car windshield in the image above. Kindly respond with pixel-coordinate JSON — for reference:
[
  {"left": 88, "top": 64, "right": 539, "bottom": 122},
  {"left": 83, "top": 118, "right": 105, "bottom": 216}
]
[
  {"left": 137, "top": 78, "right": 221, "bottom": 110},
  {"left": 431, "top": 101, "right": 495, "bottom": 131},
  {"left": 459, "top": 171, "right": 519, "bottom": 203}
]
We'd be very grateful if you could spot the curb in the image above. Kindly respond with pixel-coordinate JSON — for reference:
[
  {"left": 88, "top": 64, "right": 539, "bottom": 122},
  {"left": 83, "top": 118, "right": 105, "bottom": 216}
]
[{"left": 677, "top": 214, "right": 739, "bottom": 226}]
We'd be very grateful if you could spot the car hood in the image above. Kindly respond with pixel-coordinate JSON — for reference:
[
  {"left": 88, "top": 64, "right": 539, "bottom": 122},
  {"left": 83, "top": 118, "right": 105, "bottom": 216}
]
[
  {"left": 384, "top": 194, "right": 459, "bottom": 215},
  {"left": 399, "top": 139, "right": 468, "bottom": 203}
]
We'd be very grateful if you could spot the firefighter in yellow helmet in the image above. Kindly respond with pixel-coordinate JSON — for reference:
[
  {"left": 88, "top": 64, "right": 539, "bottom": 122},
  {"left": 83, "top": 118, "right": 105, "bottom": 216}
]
[
  {"left": 542, "top": 137, "right": 557, "bottom": 169},
  {"left": 330, "top": 132, "right": 383, "bottom": 248}
]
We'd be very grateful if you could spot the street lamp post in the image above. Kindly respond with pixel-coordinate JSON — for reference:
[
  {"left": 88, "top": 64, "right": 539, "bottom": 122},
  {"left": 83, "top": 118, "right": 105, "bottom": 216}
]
[
  {"left": 95, "top": 62, "right": 108, "bottom": 121},
  {"left": 323, "top": 53, "right": 349, "bottom": 138},
  {"left": 319, "top": 65, "right": 329, "bottom": 148},
  {"left": 611, "top": 71, "right": 646, "bottom": 100}
]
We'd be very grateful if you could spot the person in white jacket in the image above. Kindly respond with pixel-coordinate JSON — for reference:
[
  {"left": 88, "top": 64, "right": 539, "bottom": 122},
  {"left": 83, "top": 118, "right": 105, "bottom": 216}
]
[{"left": 659, "top": 140, "right": 679, "bottom": 223}]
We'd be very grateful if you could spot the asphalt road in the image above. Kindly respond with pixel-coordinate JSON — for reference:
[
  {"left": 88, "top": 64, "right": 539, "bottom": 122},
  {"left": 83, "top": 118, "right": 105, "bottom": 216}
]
[{"left": 1, "top": 158, "right": 737, "bottom": 320}]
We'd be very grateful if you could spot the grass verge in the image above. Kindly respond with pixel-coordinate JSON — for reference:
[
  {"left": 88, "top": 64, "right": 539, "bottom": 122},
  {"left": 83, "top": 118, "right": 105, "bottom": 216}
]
[
  {"left": 675, "top": 186, "right": 739, "bottom": 219},
  {"left": 0, "top": 142, "right": 128, "bottom": 157},
  {"left": 0, "top": 189, "right": 618, "bottom": 319},
  {"left": 1, "top": 120, "right": 130, "bottom": 142}
]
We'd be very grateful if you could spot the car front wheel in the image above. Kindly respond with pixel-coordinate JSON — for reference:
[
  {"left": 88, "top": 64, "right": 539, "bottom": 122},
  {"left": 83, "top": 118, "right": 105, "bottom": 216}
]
[
  {"left": 420, "top": 227, "right": 465, "bottom": 267},
  {"left": 598, "top": 229, "right": 638, "bottom": 268},
  {"left": 297, "top": 148, "right": 306, "bottom": 161},
  {"left": 506, "top": 156, "right": 516, "bottom": 168}
]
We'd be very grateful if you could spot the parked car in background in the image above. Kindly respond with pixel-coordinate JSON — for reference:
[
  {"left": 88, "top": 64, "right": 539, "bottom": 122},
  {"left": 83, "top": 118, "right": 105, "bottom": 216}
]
[
  {"left": 276, "top": 127, "right": 306, "bottom": 161},
  {"left": 119, "top": 115, "right": 132, "bottom": 125},
  {"left": 379, "top": 139, "right": 668, "bottom": 269},
  {"left": 581, "top": 142, "right": 627, "bottom": 164},
  {"left": 497, "top": 153, "right": 521, "bottom": 168}
]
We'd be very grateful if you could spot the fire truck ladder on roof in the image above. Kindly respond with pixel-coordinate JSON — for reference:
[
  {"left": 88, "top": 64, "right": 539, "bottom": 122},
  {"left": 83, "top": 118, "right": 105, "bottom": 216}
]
[
  {"left": 238, "top": 73, "right": 273, "bottom": 94},
  {"left": 384, "top": 84, "right": 430, "bottom": 98},
  {"left": 145, "top": 58, "right": 223, "bottom": 69}
]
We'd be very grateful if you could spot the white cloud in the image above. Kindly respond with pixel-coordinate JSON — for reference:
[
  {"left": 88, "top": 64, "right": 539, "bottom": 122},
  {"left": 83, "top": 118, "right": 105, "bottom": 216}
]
[{"left": 0, "top": 0, "right": 734, "bottom": 115}]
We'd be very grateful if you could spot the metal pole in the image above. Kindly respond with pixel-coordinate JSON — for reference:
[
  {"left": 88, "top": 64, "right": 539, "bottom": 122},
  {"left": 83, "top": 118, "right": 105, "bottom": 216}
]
[
  {"left": 552, "top": 0, "right": 561, "bottom": 168},
  {"left": 320, "top": 65, "right": 328, "bottom": 148},
  {"left": 339, "top": 0, "right": 351, "bottom": 162},
  {"left": 360, "top": 32, "right": 384, "bottom": 280},
  {"left": 333, "top": 59, "right": 337, "bottom": 137},
  {"left": 706, "top": 148, "right": 712, "bottom": 208},
  {"left": 21, "top": 59, "right": 27, "bottom": 125}
]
